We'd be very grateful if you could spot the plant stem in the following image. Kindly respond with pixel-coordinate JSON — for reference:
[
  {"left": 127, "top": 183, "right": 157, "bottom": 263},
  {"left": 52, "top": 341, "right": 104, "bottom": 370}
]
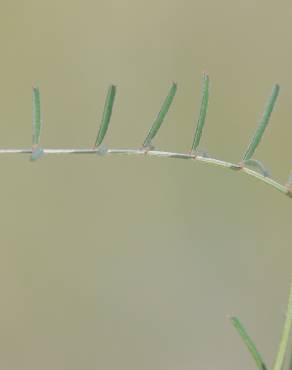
[
  {"left": 0, "top": 147, "right": 290, "bottom": 198},
  {"left": 273, "top": 282, "right": 292, "bottom": 370}
]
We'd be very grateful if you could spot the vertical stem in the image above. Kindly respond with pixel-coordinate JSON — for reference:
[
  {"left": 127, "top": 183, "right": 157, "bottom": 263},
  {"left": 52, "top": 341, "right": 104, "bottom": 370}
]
[{"left": 273, "top": 282, "right": 292, "bottom": 370}]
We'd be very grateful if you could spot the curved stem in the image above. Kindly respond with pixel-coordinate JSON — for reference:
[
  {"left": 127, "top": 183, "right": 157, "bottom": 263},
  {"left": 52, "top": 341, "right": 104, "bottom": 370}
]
[{"left": 0, "top": 147, "right": 290, "bottom": 198}]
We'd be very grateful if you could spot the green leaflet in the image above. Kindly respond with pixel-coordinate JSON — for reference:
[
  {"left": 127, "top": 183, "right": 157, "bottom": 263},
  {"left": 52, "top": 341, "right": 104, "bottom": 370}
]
[
  {"left": 243, "top": 84, "right": 280, "bottom": 161},
  {"left": 32, "top": 87, "right": 42, "bottom": 147},
  {"left": 143, "top": 83, "right": 177, "bottom": 148},
  {"left": 31, "top": 87, "right": 44, "bottom": 161},
  {"left": 191, "top": 73, "right": 209, "bottom": 153},
  {"left": 243, "top": 159, "right": 270, "bottom": 177},
  {"left": 94, "top": 85, "right": 116, "bottom": 148},
  {"left": 230, "top": 317, "right": 267, "bottom": 370}
]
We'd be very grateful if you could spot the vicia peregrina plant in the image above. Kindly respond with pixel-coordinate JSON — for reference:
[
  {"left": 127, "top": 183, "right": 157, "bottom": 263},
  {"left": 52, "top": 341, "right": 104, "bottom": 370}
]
[
  {"left": 2, "top": 74, "right": 291, "bottom": 198},
  {"left": 5, "top": 75, "right": 292, "bottom": 369}
]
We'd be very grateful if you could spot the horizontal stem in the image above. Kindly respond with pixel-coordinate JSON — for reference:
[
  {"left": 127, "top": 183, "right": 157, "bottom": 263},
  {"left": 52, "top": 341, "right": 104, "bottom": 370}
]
[{"left": 0, "top": 147, "right": 290, "bottom": 198}]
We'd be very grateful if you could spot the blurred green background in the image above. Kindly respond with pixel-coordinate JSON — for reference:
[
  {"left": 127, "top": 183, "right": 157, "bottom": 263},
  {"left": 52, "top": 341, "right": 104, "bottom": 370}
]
[{"left": 0, "top": 1, "right": 291, "bottom": 369}]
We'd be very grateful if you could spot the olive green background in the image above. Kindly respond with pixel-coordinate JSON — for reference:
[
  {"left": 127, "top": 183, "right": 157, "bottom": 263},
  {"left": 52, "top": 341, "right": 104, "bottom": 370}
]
[{"left": 0, "top": 1, "right": 291, "bottom": 369}]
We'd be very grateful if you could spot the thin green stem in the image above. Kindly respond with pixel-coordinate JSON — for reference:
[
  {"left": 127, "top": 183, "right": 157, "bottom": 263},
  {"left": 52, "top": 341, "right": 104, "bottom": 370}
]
[{"left": 273, "top": 282, "right": 292, "bottom": 370}]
